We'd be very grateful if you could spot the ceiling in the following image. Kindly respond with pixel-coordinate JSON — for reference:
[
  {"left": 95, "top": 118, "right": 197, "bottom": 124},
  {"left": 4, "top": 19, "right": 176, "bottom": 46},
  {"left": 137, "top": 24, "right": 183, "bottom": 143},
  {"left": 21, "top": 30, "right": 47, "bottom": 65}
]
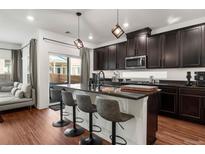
[{"left": 1, "top": 9, "right": 205, "bottom": 45}]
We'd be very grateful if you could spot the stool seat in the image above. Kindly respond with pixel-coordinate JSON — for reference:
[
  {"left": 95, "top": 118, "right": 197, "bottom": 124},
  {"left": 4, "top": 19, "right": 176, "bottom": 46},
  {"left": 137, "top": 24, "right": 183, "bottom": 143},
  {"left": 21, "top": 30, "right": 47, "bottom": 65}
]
[
  {"left": 76, "top": 94, "right": 102, "bottom": 145},
  {"left": 96, "top": 98, "right": 134, "bottom": 145},
  {"left": 120, "top": 113, "right": 134, "bottom": 122},
  {"left": 61, "top": 91, "right": 84, "bottom": 137}
]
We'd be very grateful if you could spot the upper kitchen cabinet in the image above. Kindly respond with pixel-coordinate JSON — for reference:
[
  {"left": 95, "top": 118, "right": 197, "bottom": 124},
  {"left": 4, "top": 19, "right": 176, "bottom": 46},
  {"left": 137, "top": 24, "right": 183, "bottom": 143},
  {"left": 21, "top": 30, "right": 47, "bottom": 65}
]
[
  {"left": 147, "top": 35, "right": 162, "bottom": 68},
  {"left": 161, "top": 31, "right": 180, "bottom": 68},
  {"left": 108, "top": 45, "right": 117, "bottom": 70},
  {"left": 180, "top": 26, "right": 202, "bottom": 67},
  {"left": 126, "top": 27, "right": 151, "bottom": 57},
  {"left": 116, "top": 42, "right": 127, "bottom": 69},
  {"left": 93, "top": 47, "right": 109, "bottom": 70},
  {"left": 126, "top": 38, "right": 136, "bottom": 57}
]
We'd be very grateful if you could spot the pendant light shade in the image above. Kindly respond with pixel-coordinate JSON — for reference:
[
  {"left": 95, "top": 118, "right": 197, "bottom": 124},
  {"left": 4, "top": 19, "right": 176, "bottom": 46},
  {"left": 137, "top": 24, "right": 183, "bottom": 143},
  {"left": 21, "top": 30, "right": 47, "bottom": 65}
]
[
  {"left": 112, "top": 10, "right": 124, "bottom": 39},
  {"left": 74, "top": 12, "right": 84, "bottom": 49}
]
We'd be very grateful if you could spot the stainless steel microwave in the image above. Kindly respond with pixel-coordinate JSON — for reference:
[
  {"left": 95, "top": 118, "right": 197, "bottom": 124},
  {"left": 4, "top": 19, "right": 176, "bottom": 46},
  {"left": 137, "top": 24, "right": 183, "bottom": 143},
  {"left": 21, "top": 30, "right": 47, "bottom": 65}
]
[{"left": 125, "top": 55, "right": 147, "bottom": 69}]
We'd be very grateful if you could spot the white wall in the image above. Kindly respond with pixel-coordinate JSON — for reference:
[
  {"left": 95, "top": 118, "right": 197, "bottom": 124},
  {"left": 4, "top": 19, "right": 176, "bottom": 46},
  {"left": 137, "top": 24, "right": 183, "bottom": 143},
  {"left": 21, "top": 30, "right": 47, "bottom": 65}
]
[{"left": 36, "top": 29, "right": 96, "bottom": 109}]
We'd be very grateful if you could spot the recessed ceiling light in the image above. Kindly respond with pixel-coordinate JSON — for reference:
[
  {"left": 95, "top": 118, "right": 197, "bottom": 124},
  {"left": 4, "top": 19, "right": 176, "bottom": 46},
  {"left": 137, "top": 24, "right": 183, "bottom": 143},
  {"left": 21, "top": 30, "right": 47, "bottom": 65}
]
[
  {"left": 123, "top": 22, "right": 129, "bottom": 28},
  {"left": 27, "top": 16, "right": 34, "bottom": 22},
  {"left": 167, "top": 16, "right": 181, "bottom": 24},
  {"left": 88, "top": 35, "right": 93, "bottom": 40}
]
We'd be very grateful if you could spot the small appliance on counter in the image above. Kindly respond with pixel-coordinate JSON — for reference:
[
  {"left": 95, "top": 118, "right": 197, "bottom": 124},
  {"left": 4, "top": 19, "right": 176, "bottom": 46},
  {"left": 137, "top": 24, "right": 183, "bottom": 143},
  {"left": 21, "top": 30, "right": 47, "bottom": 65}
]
[
  {"left": 195, "top": 72, "right": 205, "bottom": 87},
  {"left": 186, "top": 71, "right": 193, "bottom": 86}
]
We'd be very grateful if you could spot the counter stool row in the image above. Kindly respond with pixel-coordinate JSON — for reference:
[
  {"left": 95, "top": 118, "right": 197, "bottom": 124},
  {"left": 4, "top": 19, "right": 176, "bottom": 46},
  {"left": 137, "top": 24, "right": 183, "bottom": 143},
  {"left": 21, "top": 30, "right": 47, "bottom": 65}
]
[{"left": 50, "top": 89, "right": 134, "bottom": 145}]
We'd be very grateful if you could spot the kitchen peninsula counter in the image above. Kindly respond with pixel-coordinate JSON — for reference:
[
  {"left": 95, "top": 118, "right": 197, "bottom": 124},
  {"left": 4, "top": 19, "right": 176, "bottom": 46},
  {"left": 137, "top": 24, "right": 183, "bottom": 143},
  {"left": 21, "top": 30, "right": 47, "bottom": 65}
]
[{"left": 53, "top": 83, "right": 159, "bottom": 145}]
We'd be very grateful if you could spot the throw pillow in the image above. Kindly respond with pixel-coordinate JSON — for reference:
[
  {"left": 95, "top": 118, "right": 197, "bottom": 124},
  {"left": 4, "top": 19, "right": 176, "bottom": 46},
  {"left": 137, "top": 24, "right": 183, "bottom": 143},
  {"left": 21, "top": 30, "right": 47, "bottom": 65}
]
[
  {"left": 11, "top": 87, "right": 18, "bottom": 95},
  {"left": 14, "top": 82, "right": 19, "bottom": 88},
  {"left": 15, "top": 90, "right": 24, "bottom": 98},
  {"left": 17, "top": 83, "right": 23, "bottom": 90},
  {"left": 21, "top": 84, "right": 32, "bottom": 98}
]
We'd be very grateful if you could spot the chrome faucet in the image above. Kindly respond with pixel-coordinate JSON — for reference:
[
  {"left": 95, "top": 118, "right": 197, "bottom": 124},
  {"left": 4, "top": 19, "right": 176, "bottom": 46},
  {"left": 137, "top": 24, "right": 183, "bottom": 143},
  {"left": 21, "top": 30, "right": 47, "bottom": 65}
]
[{"left": 98, "top": 70, "right": 105, "bottom": 87}]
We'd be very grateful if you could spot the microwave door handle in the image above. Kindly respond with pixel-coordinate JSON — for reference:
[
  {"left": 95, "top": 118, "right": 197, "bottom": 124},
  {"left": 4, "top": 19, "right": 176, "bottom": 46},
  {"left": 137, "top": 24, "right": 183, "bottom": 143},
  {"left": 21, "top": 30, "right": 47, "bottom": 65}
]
[{"left": 140, "top": 58, "right": 142, "bottom": 66}]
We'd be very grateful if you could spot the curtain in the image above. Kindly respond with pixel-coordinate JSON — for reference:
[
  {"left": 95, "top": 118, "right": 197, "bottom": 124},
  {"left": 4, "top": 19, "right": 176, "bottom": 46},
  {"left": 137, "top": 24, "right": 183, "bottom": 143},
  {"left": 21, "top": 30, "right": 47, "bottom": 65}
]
[
  {"left": 11, "top": 49, "right": 22, "bottom": 82},
  {"left": 29, "top": 39, "right": 37, "bottom": 91},
  {"left": 80, "top": 47, "right": 90, "bottom": 86}
]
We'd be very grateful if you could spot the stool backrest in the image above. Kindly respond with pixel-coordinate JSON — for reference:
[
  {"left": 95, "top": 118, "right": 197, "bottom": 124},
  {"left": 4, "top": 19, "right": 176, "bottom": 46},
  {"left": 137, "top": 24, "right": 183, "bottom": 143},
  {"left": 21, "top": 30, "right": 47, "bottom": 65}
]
[
  {"left": 96, "top": 98, "right": 122, "bottom": 122},
  {"left": 76, "top": 94, "right": 93, "bottom": 113},
  {"left": 50, "top": 89, "right": 62, "bottom": 102},
  {"left": 61, "top": 91, "right": 75, "bottom": 106}
]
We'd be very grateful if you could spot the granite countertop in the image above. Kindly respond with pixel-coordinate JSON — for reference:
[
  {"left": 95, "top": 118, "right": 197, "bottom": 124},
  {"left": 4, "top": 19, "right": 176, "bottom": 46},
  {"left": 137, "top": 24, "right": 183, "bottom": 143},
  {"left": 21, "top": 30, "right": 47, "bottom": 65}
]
[{"left": 54, "top": 84, "right": 159, "bottom": 100}]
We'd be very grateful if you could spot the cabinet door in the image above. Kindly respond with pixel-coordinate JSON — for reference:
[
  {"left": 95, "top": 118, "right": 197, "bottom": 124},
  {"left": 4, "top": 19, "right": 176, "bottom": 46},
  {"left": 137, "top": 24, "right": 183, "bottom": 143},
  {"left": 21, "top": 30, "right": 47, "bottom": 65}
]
[
  {"left": 179, "top": 88, "right": 204, "bottom": 122},
  {"left": 162, "top": 31, "right": 180, "bottom": 68},
  {"left": 159, "top": 87, "right": 178, "bottom": 116},
  {"left": 93, "top": 49, "right": 99, "bottom": 70},
  {"left": 147, "top": 35, "right": 162, "bottom": 68},
  {"left": 136, "top": 34, "right": 147, "bottom": 56},
  {"left": 126, "top": 38, "right": 136, "bottom": 57},
  {"left": 180, "top": 26, "right": 202, "bottom": 67},
  {"left": 116, "top": 42, "right": 127, "bottom": 69},
  {"left": 97, "top": 47, "right": 109, "bottom": 70},
  {"left": 108, "top": 45, "right": 117, "bottom": 70}
]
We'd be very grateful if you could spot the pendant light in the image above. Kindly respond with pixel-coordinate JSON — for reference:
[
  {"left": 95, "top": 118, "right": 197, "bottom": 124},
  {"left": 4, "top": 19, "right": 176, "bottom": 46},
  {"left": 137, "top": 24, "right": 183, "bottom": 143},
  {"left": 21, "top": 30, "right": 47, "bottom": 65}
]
[
  {"left": 74, "top": 12, "right": 84, "bottom": 49},
  {"left": 112, "top": 9, "right": 124, "bottom": 39}
]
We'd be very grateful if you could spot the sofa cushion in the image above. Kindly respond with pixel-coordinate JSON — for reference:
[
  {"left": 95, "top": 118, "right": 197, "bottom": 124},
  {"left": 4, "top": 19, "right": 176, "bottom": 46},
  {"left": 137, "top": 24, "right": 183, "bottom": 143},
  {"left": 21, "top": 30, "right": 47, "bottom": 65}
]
[
  {"left": 0, "top": 96, "right": 32, "bottom": 106},
  {"left": 14, "top": 82, "right": 19, "bottom": 88},
  {"left": 0, "top": 86, "right": 13, "bottom": 92},
  {"left": 15, "top": 90, "right": 24, "bottom": 98},
  {"left": 21, "top": 84, "right": 32, "bottom": 98},
  {"left": 11, "top": 87, "right": 18, "bottom": 95},
  {"left": 0, "top": 92, "right": 12, "bottom": 98}
]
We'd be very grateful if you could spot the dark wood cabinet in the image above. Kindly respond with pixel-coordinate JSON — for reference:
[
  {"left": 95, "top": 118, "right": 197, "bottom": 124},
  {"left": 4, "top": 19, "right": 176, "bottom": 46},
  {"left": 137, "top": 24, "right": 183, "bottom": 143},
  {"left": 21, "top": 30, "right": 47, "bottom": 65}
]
[
  {"left": 116, "top": 42, "right": 127, "bottom": 69},
  {"left": 179, "top": 88, "right": 205, "bottom": 123},
  {"left": 159, "top": 86, "right": 178, "bottom": 116},
  {"left": 147, "top": 35, "right": 162, "bottom": 68},
  {"left": 180, "top": 26, "right": 202, "bottom": 67},
  {"left": 126, "top": 38, "right": 136, "bottom": 57},
  {"left": 108, "top": 45, "right": 117, "bottom": 70},
  {"left": 136, "top": 34, "right": 147, "bottom": 56},
  {"left": 162, "top": 31, "right": 180, "bottom": 68},
  {"left": 93, "top": 47, "right": 108, "bottom": 70}
]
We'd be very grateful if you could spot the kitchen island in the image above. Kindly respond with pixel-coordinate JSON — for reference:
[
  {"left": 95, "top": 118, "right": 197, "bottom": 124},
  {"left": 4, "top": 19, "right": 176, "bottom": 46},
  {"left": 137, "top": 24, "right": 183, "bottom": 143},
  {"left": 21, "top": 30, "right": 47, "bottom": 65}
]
[{"left": 53, "top": 84, "right": 159, "bottom": 145}]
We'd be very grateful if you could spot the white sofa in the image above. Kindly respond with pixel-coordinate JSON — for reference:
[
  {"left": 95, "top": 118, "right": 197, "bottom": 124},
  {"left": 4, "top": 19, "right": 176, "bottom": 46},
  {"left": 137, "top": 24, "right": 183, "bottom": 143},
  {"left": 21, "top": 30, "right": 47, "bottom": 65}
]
[{"left": 0, "top": 82, "right": 35, "bottom": 111}]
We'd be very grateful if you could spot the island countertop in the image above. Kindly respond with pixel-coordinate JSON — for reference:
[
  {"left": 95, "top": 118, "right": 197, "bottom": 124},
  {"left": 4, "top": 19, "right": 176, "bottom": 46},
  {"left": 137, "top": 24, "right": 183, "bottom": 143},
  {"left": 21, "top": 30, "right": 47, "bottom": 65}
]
[{"left": 53, "top": 84, "right": 159, "bottom": 100}]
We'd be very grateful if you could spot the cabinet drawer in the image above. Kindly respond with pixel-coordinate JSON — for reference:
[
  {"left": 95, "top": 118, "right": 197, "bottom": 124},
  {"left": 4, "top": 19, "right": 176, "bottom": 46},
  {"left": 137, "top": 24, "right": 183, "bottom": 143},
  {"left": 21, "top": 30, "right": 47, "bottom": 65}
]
[
  {"left": 159, "top": 86, "right": 178, "bottom": 94},
  {"left": 179, "top": 88, "right": 205, "bottom": 97}
]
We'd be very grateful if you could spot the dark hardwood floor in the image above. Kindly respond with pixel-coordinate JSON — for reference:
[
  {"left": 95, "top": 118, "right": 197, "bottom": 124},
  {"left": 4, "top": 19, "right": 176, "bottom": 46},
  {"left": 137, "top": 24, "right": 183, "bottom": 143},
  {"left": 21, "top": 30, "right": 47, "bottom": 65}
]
[
  {"left": 155, "top": 116, "right": 205, "bottom": 145},
  {"left": 1, "top": 108, "right": 205, "bottom": 145},
  {"left": 0, "top": 108, "right": 109, "bottom": 145}
]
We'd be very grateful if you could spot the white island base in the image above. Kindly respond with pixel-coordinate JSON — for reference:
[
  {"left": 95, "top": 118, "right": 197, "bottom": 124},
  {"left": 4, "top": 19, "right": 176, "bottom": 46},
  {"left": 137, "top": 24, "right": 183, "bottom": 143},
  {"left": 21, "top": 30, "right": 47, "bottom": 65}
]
[{"left": 64, "top": 89, "right": 149, "bottom": 145}]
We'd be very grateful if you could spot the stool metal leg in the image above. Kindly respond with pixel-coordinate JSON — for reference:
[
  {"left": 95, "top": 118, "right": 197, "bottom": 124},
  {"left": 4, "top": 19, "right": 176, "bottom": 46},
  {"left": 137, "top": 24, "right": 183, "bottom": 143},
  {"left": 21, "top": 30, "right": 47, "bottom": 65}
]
[
  {"left": 79, "top": 113, "right": 102, "bottom": 145},
  {"left": 52, "top": 101, "right": 70, "bottom": 127},
  {"left": 64, "top": 105, "right": 84, "bottom": 137},
  {"left": 112, "top": 122, "right": 116, "bottom": 145}
]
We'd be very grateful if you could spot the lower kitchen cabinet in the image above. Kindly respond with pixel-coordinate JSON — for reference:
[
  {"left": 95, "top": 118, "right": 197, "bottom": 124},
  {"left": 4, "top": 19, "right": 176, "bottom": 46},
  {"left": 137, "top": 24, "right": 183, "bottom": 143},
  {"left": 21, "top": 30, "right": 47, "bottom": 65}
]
[
  {"left": 159, "top": 86, "right": 205, "bottom": 124},
  {"left": 159, "top": 86, "right": 178, "bottom": 116},
  {"left": 179, "top": 88, "right": 205, "bottom": 123}
]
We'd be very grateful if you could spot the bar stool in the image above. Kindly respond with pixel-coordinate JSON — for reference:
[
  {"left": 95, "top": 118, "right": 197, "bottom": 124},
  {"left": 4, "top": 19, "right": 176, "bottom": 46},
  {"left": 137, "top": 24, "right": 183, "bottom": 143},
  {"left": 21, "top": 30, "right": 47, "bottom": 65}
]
[
  {"left": 96, "top": 98, "right": 134, "bottom": 145},
  {"left": 76, "top": 94, "right": 102, "bottom": 145},
  {"left": 51, "top": 89, "right": 70, "bottom": 127},
  {"left": 62, "top": 91, "right": 85, "bottom": 137}
]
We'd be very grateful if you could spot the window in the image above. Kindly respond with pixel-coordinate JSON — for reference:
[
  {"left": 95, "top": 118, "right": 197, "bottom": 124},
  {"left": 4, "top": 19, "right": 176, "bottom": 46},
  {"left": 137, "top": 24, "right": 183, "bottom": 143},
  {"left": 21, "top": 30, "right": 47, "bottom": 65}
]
[
  {"left": 49, "top": 54, "right": 81, "bottom": 84},
  {"left": 70, "top": 57, "right": 81, "bottom": 84},
  {"left": 0, "top": 50, "right": 12, "bottom": 82}
]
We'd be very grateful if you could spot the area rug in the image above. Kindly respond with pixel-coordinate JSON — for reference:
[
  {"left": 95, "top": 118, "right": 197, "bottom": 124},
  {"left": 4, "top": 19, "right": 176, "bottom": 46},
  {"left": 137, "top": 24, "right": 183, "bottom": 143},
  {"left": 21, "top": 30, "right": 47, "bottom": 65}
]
[{"left": 49, "top": 104, "right": 65, "bottom": 111}]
